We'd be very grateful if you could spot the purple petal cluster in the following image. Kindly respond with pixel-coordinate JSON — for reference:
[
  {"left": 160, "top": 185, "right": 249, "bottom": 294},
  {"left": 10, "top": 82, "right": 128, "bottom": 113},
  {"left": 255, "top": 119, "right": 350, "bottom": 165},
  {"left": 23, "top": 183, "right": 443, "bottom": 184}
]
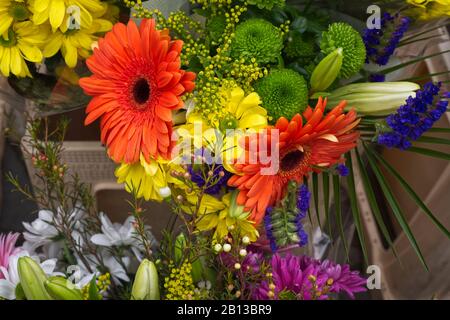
[
  {"left": 253, "top": 254, "right": 367, "bottom": 300},
  {"left": 363, "top": 13, "right": 410, "bottom": 66},
  {"left": 378, "top": 82, "right": 449, "bottom": 150},
  {"left": 336, "top": 164, "right": 349, "bottom": 177}
]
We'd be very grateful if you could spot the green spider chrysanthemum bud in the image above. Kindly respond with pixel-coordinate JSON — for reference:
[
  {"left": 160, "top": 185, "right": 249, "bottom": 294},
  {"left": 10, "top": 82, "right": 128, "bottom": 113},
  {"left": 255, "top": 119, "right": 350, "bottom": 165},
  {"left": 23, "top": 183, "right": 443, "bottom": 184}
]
[
  {"left": 230, "top": 18, "right": 283, "bottom": 64},
  {"left": 285, "top": 33, "right": 316, "bottom": 61},
  {"left": 246, "top": 0, "right": 285, "bottom": 10},
  {"left": 254, "top": 68, "right": 309, "bottom": 121},
  {"left": 207, "top": 14, "right": 227, "bottom": 43},
  {"left": 320, "top": 22, "right": 366, "bottom": 79}
]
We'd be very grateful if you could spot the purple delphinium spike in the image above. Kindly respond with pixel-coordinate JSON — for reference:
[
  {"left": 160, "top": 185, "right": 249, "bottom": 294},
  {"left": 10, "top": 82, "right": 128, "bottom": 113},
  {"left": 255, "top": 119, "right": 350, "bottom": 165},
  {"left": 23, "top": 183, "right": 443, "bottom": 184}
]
[
  {"left": 363, "top": 13, "right": 411, "bottom": 66},
  {"left": 378, "top": 82, "right": 449, "bottom": 150}
]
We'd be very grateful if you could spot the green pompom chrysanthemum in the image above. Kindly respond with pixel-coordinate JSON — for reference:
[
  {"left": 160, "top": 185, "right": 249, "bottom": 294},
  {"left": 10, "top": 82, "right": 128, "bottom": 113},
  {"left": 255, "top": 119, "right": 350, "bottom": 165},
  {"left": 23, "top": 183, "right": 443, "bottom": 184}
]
[
  {"left": 246, "top": 0, "right": 285, "bottom": 10},
  {"left": 254, "top": 68, "right": 309, "bottom": 121},
  {"left": 285, "top": 33, "right": 316, "bottom": 62},
  {"left": 320, "top": 22, "right": 366, "bottom": 78},
  {"left": 230, "top": 18, "right": 283, "bottom": 64}
]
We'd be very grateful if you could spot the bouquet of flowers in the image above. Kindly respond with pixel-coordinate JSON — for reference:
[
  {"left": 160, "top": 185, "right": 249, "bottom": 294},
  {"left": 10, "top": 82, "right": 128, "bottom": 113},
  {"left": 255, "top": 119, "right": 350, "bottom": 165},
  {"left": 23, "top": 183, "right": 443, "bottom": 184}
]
[{"left": 1, "top": 0, "right": 449, "bottom": 300}]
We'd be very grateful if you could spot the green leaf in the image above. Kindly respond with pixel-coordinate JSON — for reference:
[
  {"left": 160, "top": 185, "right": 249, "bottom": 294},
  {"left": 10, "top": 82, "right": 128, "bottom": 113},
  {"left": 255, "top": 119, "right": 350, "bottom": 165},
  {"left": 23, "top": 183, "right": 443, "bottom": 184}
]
[
  {"left": 291, "top": 16, "right": 307, "bottom": 33},
  {"left": 398, "top": 34, "right": 445, "bottom": 48},
  {"left": 378, "top": 50, "right": 450, "bottom": 75},
  {"left": 323, "top": 172, "right": 332, "bottom": 238},
  {"left": 355, "top": 150, "right": 398, "bottom": 258},
  {"left": 406, "top": 146, "right": 450, "bottom": 160},
  {"left": 398, "top": 70, "right": 450, "bottom": 83},
  {"left": 363, "top": 143, "right": 429, "bottom": 270},
  {"left": 368, "top": 148, "right": 450, "bottom": 240},
  {"left": 333, "top": 174, "right": 349, "bottom": 260},
  {"left": 346, "top": 153, "right": 369, "bottom": 265},
  {"left": 416, "top": 135, "right": 450, "bottom": 146},
  {"left": 312, "top": 172, "right": 321, "bottom": 229},
  {"left": 88, "top": 276, "right": 101, "bottom": 300},
  {"left": 428, "top": 127, "right": 450, "bottom": 133},
  {"left": 401, "top": 23, "right": 450, "bottom": 43}
]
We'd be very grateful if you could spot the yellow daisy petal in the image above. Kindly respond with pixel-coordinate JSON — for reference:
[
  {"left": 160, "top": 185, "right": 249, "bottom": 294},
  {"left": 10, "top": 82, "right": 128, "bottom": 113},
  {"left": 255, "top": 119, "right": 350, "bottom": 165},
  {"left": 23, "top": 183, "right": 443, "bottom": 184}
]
[
  {"left": 238, "top": 113, "right": 268, "bottom": 129},
  {"left": 235, "top": 92, "right": 261, "bottom": 119},
  {"left": 43, "top": 33, "right": 63, "bottom": 57},
  {"left": 0, "top": 16, "right": 13, "bottom": 35},
  {"left": 49, "top": 0, "right": 65, "bottom": 31},
  {"left": 1, "top": 47, "right": 10, "bottom": 76},
  {"left": 10, "top": 46, "right": 22, "bottom": 76},
  {"left": 62, "top": 41, "right": 78, "bottom": 68},
  {"left": 18, "top": 43, "right": 43, "bottom": 62},
  {"left": 34, "top": 0, "right": 50, "bottom": 13}
]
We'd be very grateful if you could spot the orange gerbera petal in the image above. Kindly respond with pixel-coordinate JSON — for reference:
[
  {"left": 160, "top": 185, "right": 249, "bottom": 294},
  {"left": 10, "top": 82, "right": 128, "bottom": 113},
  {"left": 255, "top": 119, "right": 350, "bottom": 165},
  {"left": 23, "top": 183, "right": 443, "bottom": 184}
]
[
  {"left": 79, "top": 19, "right": 196, "bottom": 164},
  {"left": 228, "top": 98, "right": 360, "bottom": 225}
]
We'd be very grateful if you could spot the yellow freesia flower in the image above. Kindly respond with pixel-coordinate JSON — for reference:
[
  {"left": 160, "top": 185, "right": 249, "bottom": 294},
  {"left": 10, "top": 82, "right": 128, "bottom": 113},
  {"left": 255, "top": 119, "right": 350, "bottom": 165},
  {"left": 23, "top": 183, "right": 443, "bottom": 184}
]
[
  {"left": 115, "top": 155, "right": 172, "bottom": 202},
  {"left": 195, "top": 191, "right": 259, "bottom": 243},
  {"left": 406, "top": 0, "right": 450, "bottom": 19},
  {"left": 0, "top": 21, "right": 47, "bottom": 77},
  {"left": 0, "top": 0, "right": 32, "bottom": 35},
  {"left": 30, "top": 0, "right": 106, "bottom": 32},
  {"left": 43, "top": 18, "right": 112, "bottom": 68}
]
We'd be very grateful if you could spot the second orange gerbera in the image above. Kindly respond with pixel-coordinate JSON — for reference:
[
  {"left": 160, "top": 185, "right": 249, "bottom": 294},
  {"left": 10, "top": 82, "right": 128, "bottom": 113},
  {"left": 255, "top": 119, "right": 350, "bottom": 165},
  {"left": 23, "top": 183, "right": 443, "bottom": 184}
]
[
  {"left": 228, "top": 97, "right": 360, "bottom": 225},
  {"left": 79, "top": 19, "right": 195, "bottom": 163}
]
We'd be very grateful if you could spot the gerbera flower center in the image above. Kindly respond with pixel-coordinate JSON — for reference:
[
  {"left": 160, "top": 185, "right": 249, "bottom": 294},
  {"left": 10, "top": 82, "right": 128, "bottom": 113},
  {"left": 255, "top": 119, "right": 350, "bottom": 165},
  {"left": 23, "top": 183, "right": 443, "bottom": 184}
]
[
  {"left": 132, "top": 78, "right": 151, "bottom": 105},
  {"left": 280, "top": 149, "right": 305, "bottom": 172},
  {"left": 9, "top": 2, "right": 30, "bottom": 21}
]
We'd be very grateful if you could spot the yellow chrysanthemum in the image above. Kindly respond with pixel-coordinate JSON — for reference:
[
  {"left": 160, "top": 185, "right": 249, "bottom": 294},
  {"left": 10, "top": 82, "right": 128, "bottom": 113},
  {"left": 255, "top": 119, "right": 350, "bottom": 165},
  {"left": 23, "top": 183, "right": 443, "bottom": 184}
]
[
  {"left": 115, "top": 155, "right": 172, "bottom": 202},
  {"left": 43, "top": 18, "right": 112, "bottom": 68},
  {"left": 217, "top": 86, "right": 268, "bottom": 131},
  {"left": 406, "top": 0, "right": 450, "bottom": 19},
  {"left": 30, "top": 0, "right": 106, "bottom": 32},
  {"left": 0, "top": 0, "right": 32, "bottom": 35},
  {"left": 0, "top": 21, "right": 47, "bottom": 77},
  {"left": 195, "top": 191, "right": 259, "bottom": 243},
  {"left": 176, "top": 85, "right": 268, "bottom": 173}
]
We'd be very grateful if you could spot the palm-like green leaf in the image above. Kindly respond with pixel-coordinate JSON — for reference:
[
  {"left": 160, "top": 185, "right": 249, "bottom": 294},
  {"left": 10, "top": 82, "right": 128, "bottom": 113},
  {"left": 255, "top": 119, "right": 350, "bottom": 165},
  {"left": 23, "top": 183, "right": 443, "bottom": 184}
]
[
  {"left": 346, "top": 152, "right": 369, "bottom": 265},
  {"left": 355, "top": 149, "right": 398, "bottom": 258},
  {"left": 312, "top": 172, "right": 322, "bottom": 229},
  {"left": 323, "top": 173, "right": 332, "bottom": 238},
  {"left": 416, "top": 136, "right": 450, "bottom": 146},
  {"left": 333, "top": 174, "right": 349, "bottom": 260},
  {"left": 406, "top": 146, "right": 450, "bottom": 160},
  {"left": 369, "top": 148, "right": 450, "bottom": 240},
  {"left": 363, "top": 143, "right": 429, "bottom": 270}
]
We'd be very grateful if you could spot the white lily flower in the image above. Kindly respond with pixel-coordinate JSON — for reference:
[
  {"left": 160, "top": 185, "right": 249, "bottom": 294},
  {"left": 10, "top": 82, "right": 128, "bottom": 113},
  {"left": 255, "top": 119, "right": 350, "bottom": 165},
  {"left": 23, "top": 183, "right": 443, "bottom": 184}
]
[{"left": 0, "top": 251, "right": 61, "bottom": 300}]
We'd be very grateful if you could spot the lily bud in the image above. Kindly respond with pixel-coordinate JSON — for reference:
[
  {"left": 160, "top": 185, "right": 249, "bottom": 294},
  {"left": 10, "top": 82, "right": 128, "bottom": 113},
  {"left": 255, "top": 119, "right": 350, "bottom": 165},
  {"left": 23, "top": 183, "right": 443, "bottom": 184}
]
[
  {"left": 326, "top": 82, "right": 420, "bottom": 115},
  {"left": 174, "top": 232, "right": 187, "bottom": 264},
  {"left": 131, "top": 259, "right": 160, "bottom": 300},
  {"left": 17, "top": 256, "right": 53, "bottom": 300},
  {"left": 44, "top": 276, "right": 83, "bottom": 300},
  {"left": 310, "top": 48, "right": 343, "bottom": 92}
]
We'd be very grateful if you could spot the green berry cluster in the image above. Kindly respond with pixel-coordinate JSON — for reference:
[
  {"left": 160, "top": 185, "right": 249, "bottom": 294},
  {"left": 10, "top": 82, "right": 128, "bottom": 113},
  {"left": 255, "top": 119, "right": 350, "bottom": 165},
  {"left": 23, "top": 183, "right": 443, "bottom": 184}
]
[{"left": 164, "top": 261, "right": 197, "bottom": 300}]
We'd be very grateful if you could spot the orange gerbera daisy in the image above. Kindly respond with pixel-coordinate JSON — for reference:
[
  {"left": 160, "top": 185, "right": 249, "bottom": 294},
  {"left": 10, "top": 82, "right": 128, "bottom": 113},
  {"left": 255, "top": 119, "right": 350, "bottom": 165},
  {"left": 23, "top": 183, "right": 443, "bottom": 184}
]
[
  {"left": 79, "top": 19, "right": 196, "bottom": 163},
  {"left": 228, "top": 97, "right": 360, "bottom": 225}
]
